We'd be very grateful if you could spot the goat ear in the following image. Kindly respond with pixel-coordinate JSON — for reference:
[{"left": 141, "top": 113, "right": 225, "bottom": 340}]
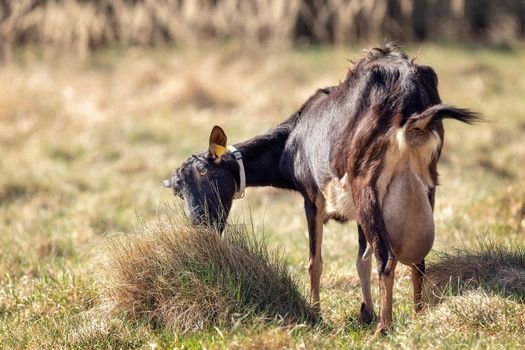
[{"left": 208, "top": 125, "right": 228, "bottom": 160}]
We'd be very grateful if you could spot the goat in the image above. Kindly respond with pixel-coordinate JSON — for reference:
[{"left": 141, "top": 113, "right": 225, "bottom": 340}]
[{"left": 163, "top": 45, "right": 479, "bottom": 335}]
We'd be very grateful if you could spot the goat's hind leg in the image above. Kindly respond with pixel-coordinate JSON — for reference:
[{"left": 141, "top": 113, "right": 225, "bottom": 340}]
[
  {"left": 411, "top": 260, "right": 425, "bottom": 312},
  {"left": 351, "top": 184, "right": 397, "bottom": 337},
  {"left": 409, "top": 188, "right": 433, "bottom": 312},
  {"left": 356, "top": 224, "right": 376, "bottom": 324}
]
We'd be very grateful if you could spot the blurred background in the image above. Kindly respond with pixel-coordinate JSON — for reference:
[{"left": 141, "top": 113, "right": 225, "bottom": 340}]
[
  {"left": 1, "top": 0, "right": 525, "bottom": 58},
  {"left": 1, "top": 1, "right": 524, "bottom": 347}
]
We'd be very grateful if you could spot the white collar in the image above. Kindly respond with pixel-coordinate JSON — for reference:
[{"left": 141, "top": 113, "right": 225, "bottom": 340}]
[{"left": 227, "top": 145, "right": 245, "bottom": 199}]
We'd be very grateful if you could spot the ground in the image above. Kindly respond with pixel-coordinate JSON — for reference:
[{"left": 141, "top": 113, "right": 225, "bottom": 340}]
[{"left": 0, "top": 44, "right": 524, "bottom": 349}]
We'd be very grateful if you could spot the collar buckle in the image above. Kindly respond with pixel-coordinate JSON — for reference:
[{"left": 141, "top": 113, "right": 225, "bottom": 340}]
[{"left": 227, "top": 145, "right": 245, "bottom": 199}]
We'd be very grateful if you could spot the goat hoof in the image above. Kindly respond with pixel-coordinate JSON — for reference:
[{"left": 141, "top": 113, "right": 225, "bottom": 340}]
[
  {"left": 372, "top": 322, "right": 391, "bottom": 339},
  {"left": 358, "top": 303, "right": 376, "bottom": 325},
  {"left": 414, "top": 303, "right": 424, "bottom": 314},
  {"left": 309, "top": 304, "right": 323, "bottom": 323}
]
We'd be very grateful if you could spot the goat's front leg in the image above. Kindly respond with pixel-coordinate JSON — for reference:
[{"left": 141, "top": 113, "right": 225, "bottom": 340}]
[
  {"left": 353, "top": 184, "right": 397, "bottom": 336},
  {"left": 411, "top": 260, "right": 425, "bottom": 312},
  {"left": 304, "top": 198, "right": 324, "bottom": 314}
]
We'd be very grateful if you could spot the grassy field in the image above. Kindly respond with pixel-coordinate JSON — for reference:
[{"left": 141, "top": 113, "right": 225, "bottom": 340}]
[{"left": 1, "top": 44, "right": 524, "bottom": 349}]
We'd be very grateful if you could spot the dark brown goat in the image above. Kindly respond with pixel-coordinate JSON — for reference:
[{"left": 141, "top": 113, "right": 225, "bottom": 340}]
[{"left": 163, "top": 45, "right": 479, "bottom": 335}]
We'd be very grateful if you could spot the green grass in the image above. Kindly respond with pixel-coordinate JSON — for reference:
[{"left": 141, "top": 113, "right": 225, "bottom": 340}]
[{"left": 1, "top": 44, "right": 524, "bottom": 348}]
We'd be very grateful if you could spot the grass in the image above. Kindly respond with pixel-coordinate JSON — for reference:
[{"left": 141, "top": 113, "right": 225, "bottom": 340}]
[
  {"left": 0, "top": 43, "right": 524, "bottom": 348},
  {"left": 98, "top": 209, "right": 313, "bottom": 333},
  {"left": 426, "top": 241, "right": 525, "bottom": 300}
]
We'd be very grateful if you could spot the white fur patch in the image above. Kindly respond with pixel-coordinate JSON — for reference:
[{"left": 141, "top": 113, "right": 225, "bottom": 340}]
[{"left": 325, "top": 173, "right": 357, "bottom": 221}]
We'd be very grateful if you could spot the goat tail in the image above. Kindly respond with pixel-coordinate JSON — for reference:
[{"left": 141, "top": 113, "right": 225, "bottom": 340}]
[
  {"left": 406, "top": 104, "right": 481, "bottom": 130},
  {"left": 400, "top": 104, "right": 481, "bottom": 149}
]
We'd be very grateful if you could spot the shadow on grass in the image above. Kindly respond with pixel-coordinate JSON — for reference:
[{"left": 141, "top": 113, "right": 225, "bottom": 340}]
[{"left": 425, "top": 241, "right": 525, "bottom": 302}]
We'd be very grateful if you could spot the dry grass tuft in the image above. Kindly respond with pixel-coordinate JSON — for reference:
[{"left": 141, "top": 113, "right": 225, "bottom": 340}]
[
  {"left": 418, "top": 290, "right": 525, "bottom": 337},
  {"left": 97, "top": 210, "right": 314, "bottom": 333},
  {"left": 425, "top": 242, "right": 525, "bottom": 300}
]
